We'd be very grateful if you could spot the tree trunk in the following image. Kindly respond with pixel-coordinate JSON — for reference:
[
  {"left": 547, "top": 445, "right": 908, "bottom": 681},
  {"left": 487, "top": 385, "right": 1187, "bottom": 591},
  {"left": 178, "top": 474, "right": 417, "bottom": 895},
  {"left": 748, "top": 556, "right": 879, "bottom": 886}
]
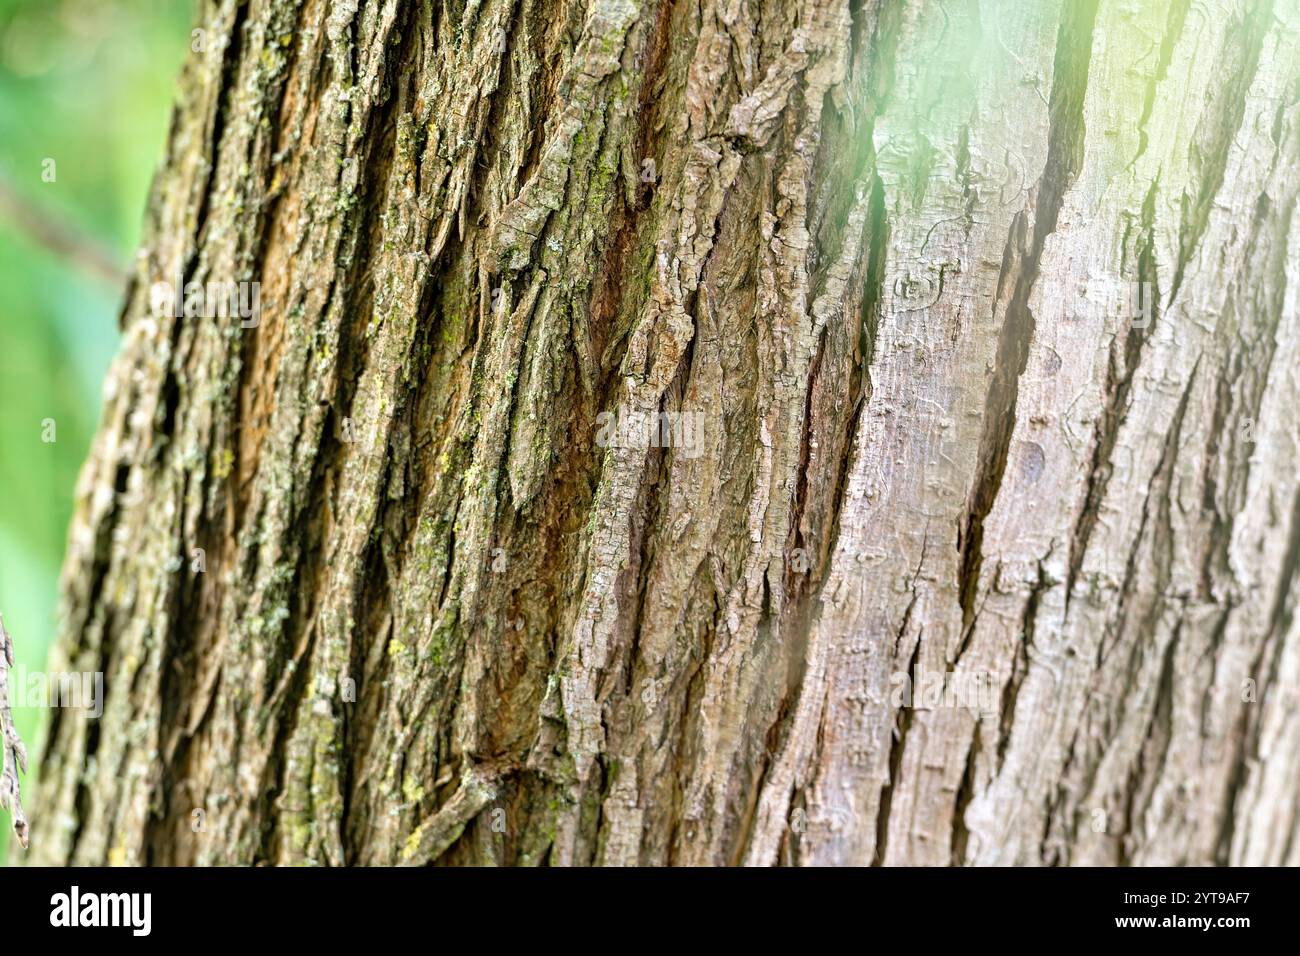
[{"left": 21, "top": 0, "right": 1300, "bottom": 866}]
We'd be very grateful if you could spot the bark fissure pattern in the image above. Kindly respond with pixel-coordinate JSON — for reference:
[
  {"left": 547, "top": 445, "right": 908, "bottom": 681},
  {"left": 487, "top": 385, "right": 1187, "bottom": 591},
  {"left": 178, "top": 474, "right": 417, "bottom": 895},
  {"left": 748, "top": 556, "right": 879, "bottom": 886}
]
[{"left": 23, "top": 0, "right": 1300, "bottom": 866}]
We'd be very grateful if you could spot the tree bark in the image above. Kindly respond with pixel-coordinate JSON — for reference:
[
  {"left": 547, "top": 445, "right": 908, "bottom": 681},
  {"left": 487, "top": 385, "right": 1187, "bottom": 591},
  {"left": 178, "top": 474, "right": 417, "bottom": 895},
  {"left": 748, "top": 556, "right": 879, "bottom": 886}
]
[{"left": 21, "top": 0, "right": 1300, "bottom": 866}]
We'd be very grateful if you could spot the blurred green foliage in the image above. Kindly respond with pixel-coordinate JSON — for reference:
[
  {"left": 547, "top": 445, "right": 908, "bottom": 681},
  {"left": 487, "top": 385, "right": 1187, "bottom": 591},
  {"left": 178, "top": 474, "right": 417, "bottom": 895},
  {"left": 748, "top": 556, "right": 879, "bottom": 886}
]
[{"left": 0, "top": 0, "right": 191, "bottom": 860}]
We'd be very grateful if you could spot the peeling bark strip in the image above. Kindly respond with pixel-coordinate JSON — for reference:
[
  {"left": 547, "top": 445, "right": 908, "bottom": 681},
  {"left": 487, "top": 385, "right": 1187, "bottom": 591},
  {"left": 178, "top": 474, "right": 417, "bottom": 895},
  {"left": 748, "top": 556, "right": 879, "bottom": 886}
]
[
  {"left": 22, "top": 0, "right": 1300, "bottom": 866},
  {"left": 0, "top": 612, "right": 30, "bottom": 849}
]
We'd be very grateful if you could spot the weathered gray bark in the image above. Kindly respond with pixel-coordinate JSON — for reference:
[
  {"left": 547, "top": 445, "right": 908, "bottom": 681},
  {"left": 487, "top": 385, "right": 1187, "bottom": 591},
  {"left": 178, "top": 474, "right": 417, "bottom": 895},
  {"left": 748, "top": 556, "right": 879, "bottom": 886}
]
[{"left": 17, "top": 0, "right": 1300, "bottom": 865}]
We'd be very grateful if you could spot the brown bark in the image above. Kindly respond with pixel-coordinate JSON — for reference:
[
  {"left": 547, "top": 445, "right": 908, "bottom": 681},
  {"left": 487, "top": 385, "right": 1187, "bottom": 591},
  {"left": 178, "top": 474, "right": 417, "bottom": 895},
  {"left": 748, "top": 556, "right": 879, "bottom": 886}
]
[{"left": 19, "top": 0, "right": 1300, "bottom": 866}]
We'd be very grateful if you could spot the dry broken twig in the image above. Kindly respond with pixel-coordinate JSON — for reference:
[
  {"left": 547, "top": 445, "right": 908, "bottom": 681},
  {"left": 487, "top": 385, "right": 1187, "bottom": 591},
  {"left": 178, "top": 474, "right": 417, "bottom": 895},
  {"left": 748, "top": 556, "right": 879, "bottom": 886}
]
[
  {"left": 398, "top": 763, "right": 503, "bottom": 867},
  {"left": 0, "top": 611, "right": 29, "bottom": 849}
]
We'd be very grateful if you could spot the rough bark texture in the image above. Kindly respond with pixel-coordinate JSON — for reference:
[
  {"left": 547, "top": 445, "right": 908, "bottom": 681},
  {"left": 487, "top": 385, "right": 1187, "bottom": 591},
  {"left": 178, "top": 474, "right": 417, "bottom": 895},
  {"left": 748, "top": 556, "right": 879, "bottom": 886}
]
[{"left": 20, "top": 0, "right": 1300, "bottom": 866}]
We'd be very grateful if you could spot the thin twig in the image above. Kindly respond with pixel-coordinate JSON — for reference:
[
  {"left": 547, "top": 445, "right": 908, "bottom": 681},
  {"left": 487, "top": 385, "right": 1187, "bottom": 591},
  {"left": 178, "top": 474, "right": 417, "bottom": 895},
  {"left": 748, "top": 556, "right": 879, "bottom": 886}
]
[
  {"left": 0, "top": 611, "right": 30, "bottom": 849},
  {"left": 0, "top": 171, "right": 127, "bottom": 287},
  {"left": 398, "top": 763, "right": 502, "bottom": 866}
]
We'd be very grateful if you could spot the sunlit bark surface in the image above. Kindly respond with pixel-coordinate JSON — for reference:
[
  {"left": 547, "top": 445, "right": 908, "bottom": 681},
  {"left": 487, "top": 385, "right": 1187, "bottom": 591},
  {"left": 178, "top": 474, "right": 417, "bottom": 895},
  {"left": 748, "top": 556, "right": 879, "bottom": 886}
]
[{"left": 22, "top": 0, "right": 1300, "bottom": 866}]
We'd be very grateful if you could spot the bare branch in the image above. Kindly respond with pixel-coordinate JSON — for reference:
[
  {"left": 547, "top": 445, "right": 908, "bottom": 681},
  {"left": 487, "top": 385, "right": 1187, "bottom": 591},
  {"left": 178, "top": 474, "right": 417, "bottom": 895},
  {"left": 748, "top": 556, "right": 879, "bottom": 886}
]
[{"left": 0, "top": 170, "right": 127, "bottom": 287}]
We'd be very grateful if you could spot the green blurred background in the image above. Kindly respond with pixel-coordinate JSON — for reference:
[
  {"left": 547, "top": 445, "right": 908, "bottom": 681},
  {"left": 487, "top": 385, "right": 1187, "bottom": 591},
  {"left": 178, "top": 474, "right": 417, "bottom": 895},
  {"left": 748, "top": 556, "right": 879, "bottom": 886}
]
[{"left": 0, "top": 0, "right": 191, "bottom": 860}]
